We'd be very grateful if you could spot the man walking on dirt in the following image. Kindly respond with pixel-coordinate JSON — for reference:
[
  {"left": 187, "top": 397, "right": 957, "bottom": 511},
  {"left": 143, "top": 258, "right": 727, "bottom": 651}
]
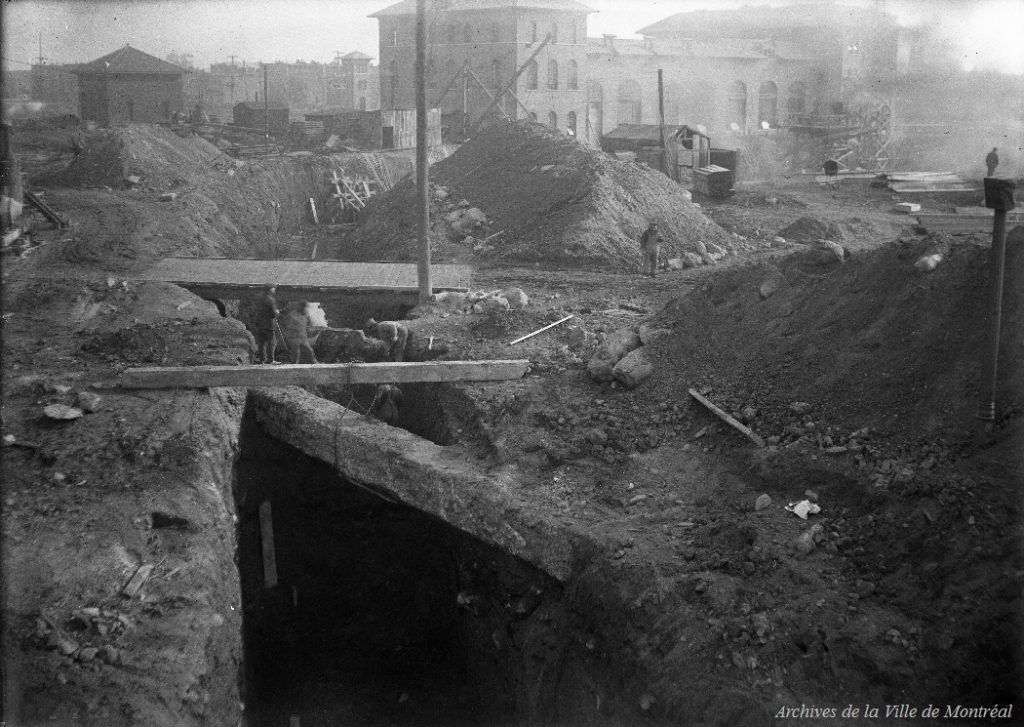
[
  {"left": 639, "top": 221, "right": 663, "bottom": 278},
  {"left": 254, "top": 284, "right": 280, "bottom": 364},
  {"left": 985, "top": 147, "right": 999, "bottom": 177}
]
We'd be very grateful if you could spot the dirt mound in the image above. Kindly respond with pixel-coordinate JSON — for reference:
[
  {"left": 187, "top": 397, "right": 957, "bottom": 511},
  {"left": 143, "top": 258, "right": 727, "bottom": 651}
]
[
  {"left": 342, "top": 120, "right": 734, "bottom": 268},
  {"left": 777, "top": 216, "right": 845, "bottom": 242},
  {"left": 645, "top": 234, "right": 1024, "bottom": 439}
]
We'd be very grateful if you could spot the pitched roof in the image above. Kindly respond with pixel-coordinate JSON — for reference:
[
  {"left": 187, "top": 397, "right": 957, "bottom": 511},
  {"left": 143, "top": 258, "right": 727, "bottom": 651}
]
[
  {"left": 75, "top": 45, "right": 185, "bottom": 75},
  {"left": 636, "top": 4, "right": 892, "bottom": 38},
  {"left": 342, "top": 51, "right": 373, "bottom": 60},
  {"left": 371, "top": 0, "right": 594, "bottom": 17}
]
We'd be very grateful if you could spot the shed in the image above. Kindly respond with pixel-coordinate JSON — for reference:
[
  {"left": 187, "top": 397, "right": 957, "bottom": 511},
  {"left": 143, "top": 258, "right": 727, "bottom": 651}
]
[
  {"left": 233, "top": 102, "right": 291, "bottom": 133},
  {"left": 303, "top": 108, "right": 441, "bottom": 150},
  {"left": 600, "top": 123, "right": 685, "bottom": 180},
  {"left": 74, "top": 45, "right": 185, "bottom": 126}
]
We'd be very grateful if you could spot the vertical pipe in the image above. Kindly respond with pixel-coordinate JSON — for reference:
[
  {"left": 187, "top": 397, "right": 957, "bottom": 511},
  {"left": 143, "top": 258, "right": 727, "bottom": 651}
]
[
  {"left": 657, "top": 69, "right": 666, "bottom": 174},
  {"left": 416, "top": 0, "right": 432, "bottom": 304},
  {"left": 976, "top": 208, "right": 1009, "bottom": 432},
  {"left": 268, "top": 63, "right": 272, "bottom": 157}
]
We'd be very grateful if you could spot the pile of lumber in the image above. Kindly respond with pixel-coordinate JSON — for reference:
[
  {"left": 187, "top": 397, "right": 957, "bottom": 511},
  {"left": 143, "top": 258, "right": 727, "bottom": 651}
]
[
  {"left": 916, "top": 206, "right": 1024, "bottom": 235},
  {"left": 884, "top": 172, "right": 977, "bottom": 194},
  {"left": 330, "top": 171, "right": 377, "bottom": 213}
]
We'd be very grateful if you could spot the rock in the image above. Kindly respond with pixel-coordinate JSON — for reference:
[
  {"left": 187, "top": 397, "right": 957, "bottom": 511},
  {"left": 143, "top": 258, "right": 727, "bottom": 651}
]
[
  {"left": 432, "top": 186, "right": 450, "bottom": 201},
  {"left": 915, "top": 253, "right": 943, "bottom": 272},
  {"left": 741, "top": 406, "right": 758, "bottom": 422},
  {"left": 773, "top": 236, "right": 786, "bottom": 244},
  {"left": 43, "top": 404, "right": 83, "bottom": 421},
  {"left": 755, "top": 493, "right": 772, "bottom": 511},
  {"left": 476, "top": 295, "right": 510, "bottom": 313},
  {"left": 758, "top": 270, "right": 787, "bottom": 299},
  {"left": 743, "top": 561, "right": 756, "bottom": 575},
  {"left": 612, "top": 348, "right": 654, "bottom": 389},
  {"left": 666, "top": 257, "right": 684, "bottom": 270},
  {"left": 500, "top": 287, "right": 529, "bottom": 309},
  {"left": 638, "top": 324, "right": 671, "bottom": 345},
  {"left": 794, "top": 524, "right": 823, "bottom": 556},
  {"left": 463, "top": 235, "right": 478, "bottom": 246},
  {"left": 76, "top": 391, "right": 102, "bottom": 413},
  {"left": 3, "top": 434, "right": 15, "bottom": 446},
  {"left": 566, "top": 326, "right": 597, "bottom": 351},
  {"left": 639, "top": 693, "right": 655, "bottom": 711},
  {"left": 599, "top": 328, "right": 642, "bottom": 362},
  {"left": 766, "top": 435, "right": 781, "bottom": 446},
  {"left": 584, "top": 428, "right": 608, "bottom": 445},
  {"left": 587, "top": 354, "right": 617, "bottom": 382},
  {"left": 77, "top": 646, "right": 98, "bottom": 663},
  {"left": 854, "top": 579, "right": 875, "bottom": 597},
  {"left": 681, "top": 252, "right": 704, "bottom": 268},
  {"left": 804, "top": 489, "right": 818, "bottom": 502},
  {"left": 790, "top": 401, "right": 813, "bottom": 415},
  {"left": 57, "top": 635, "right": 79, "bottom": 656},
  {"left": 159, "top": 192, "right": 177, "bottom": 202},
  {"left": 805, "top": 239, "right": 845, "bottom": 265}
]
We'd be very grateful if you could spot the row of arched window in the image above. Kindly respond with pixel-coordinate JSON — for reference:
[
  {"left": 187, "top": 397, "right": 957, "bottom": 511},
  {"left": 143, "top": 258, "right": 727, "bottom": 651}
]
[
  {"left": 386, "top": 20, "right": 582, "bottom": 46},
  {"left": 528, "top": 110, "right": 578, "bottom": 136},
  {"left": 523, "top": 58, "right": 578, "bottom": 91}
]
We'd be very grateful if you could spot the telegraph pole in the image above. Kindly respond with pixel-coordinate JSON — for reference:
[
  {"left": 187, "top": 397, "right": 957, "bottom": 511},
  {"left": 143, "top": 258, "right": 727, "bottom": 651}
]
[
  {"left": 415, "top": 0, "right": 432, "bottom": 304},
  {"left": 263, "top": 63, "right": 269, "bottom": 157}
]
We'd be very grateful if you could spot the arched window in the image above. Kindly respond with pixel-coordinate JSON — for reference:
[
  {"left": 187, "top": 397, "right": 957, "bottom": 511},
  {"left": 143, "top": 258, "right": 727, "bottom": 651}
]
[
  {"left": 758, "top": 81, "right": 778, "bottom": 127},
  {"left": 617, "top": 79, "right": 642, "bottom": 124},
  {"left": 548, "top": 110, "right": 558, "bottom": 129},
  {"left": 446, "top": 24, "right": 457, "bottom": 44},
  {"left": 525, "top": 59, "right": 538, "bottom": 90},
  {"left": 464, "top": 24, "right": 473, "bottom": 43},
  {"left": 727, "top": 80, "right": 747, "bottom": 130},
  {"left": 547, "top": 59, "right": 559, "bottom": 90},
  {"left": 530, "top": 21, "right": 537, "bottom": 43},
  {"left": 567, "top": 110, "right": 577, "bottom": 137},
  {"left": 786, "top": 81, "right": 807, "bottom": 116},
  {"left": 492, "top": 59, "right": 502, "bottom": 88},
  {"left": 568, "top": 59, "right": 578, "bottom": 90}
]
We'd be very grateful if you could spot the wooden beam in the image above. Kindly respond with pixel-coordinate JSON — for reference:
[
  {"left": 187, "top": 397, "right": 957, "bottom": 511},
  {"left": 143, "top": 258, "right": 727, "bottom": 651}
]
[
  {"left": 259, "top": 500, "right": 278, "bottom": 589},
  {"left": 120, "top": 360, "right": 531, "bottom": 389},
  {"left": 688, "top": 388, "right": 765, "bottom": 447}
]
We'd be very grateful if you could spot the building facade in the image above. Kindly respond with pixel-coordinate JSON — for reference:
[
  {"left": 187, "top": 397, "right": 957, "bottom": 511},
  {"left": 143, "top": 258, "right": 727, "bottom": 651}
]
[
  {"left": 75, "top": 46, "right": 185, "bottom": 126},
  {"left": 371, "top": 0, "right": 592, "bottom": 138}
]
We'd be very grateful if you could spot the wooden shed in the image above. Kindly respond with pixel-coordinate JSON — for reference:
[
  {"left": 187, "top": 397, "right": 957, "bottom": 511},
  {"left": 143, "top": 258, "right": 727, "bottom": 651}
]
[
  {"left": 304, "top": 108, "right": 441, "bottom": 150},
  {"left": 233, "top": 102, "right": 290, "bottom": 133},
  {"left": 600, "top": 123, "right": 685, "bottom": 180}
]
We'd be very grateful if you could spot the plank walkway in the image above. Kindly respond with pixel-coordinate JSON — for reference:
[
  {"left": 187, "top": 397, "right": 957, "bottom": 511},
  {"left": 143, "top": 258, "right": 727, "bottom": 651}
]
[
  {"left": 134, "top": 258, "right": 472, "bottom": 296},
  {"left": 119, "top": 360, "right": 530, "bottom": 389}
]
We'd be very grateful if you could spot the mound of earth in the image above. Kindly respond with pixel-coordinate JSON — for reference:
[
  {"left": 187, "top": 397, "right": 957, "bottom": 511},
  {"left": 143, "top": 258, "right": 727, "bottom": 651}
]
[
  {"left": 342, "top": 120, "right": 734, "bottom": 268},
  {"left": 644, "top": 234, "right": 1023, "bottom": 439},
  {"left": 777, "top": 216, "right": 845, "bottom": 242}
]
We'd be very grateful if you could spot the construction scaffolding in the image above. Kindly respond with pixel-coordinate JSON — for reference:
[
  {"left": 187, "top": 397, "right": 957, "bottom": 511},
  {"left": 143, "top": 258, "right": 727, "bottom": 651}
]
[{"left": 783, "top": 100, "right": 894, "bottom": 172}]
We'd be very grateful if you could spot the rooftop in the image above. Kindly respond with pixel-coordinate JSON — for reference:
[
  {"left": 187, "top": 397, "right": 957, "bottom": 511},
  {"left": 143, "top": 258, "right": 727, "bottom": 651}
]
[
  {"left": 371, "top": 0, "right": 595, "bottom": 17},
  {"left": 75, "top": 45, "right": 186, "bottom": 75},
  {"left": 637, "top": 4, "right": 894, "bottom": 38}
]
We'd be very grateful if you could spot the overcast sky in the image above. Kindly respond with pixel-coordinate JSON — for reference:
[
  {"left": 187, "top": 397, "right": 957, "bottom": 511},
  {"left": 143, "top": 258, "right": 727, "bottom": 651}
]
[{"left": 3, "top": 0, "right": 1023, "bottom": 74}]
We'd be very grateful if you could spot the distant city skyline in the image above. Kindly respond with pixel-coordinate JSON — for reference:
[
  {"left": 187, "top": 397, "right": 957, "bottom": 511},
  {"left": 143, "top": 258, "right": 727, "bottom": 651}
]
[{"left": 3, "top": 0, "right": 1022, "bottom": 74}]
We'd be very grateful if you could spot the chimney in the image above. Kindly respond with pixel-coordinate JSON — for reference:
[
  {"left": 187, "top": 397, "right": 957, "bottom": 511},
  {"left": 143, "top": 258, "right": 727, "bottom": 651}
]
[{"left": 603, "top": 34, "right": 616, "bottom": 49}]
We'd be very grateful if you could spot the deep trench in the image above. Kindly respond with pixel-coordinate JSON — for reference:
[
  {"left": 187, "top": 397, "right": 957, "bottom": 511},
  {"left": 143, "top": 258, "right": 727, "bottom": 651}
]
[{"left": 232, "top": 402, "right": 612, "bottom": 727}]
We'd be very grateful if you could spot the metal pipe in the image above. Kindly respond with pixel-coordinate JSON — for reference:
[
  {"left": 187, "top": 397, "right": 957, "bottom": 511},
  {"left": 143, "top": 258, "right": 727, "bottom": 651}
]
[{"left": 415, "top": 0, "right": 432, "bottom": 305}]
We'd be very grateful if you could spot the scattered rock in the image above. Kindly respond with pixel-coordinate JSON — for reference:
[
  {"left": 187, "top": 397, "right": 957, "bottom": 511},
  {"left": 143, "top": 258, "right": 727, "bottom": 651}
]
[
  {"left": 755, "top": 493, "right": 772, "bottom": 511},
  {"left": 500, "top": 287, "right": 529, "bottom": 309},
  {"left": 639, "top": 693, "right": 656, "bottom": 711},
  {"left": 159, "top": 192, "right": 177, "bottom": 202},
  {"left": 638, "top": 324, "right": 671, "bottom": 345},
  {"left": 759, "top": 270, "right": 787, "bottom": 299},
  {"left": 915, "top": 253, "right": 943, "bottom": 272},
  {"left": 76, "top": 391, "right": 102, "bottom": 413},
  {"left": 612, "top": 348, "right": 654, "bottom": 388},
  {"left": 790, "top": 401, "right": 813, "bottom": 415},
  {"left": 566, "top": 326, "right": 597, "bottom": 351},
  {"left": 43, "top": 404, "right": 83, "bottom": 421},
  {"left": 855, "top": 579, "right": 876, "bottom": 598},
  {"left": 2, "top": 434, "right": 15, "bottom": 446},
  {"left": 77, "top": 646, "right": 99, "bottom": 663},
  {"left": 584, "top": 427, "right": 608, "bottom": 445},
  {"left": 665, "top": 257, "right": 685, "bottom": 270},
  {"left": 681, "top": 252, "right": 704, "bottom": 268},
  {"left": 599, "top": 328, "right": 642, "bottom": 361},
  {"left": 794, "top": 524, "right": 823, "bottom": 556}
]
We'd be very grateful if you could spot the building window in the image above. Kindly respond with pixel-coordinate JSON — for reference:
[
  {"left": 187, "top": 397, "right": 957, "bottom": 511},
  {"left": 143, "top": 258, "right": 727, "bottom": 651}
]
[
  {"left": 392, "top": 28, "right": 399, "bottom": 46},
  {"left": 568, "top": 60, "right": 578, "bottom": 90},
  {"left": 567, "top": 110, "right": 577, "bottom": 137},
  {"left": 447, "top": 24, "right": 457, "bottom": 44},
  {"left": 727, "top": 80, "right": 747, "bottom": 130},
  {"left": 551, "top": 22, "right": 558, "bottom": 43},
  {"left": 492, "top": 59, "right": 502, "bottom": 88},
  {"left": 547, "top": 59, "right": 558, "bottom": 89},
  {"left": 464, "top": 24, "right": 473, "bottom": 43},
  {"left": 358, "top": 79, "right": 367, "bottom": 91},
  {"left": 548, "top": 110, "right": 557, "bottom": 129},
  {"left": 758, "top": 81, "right": 778, "bottom": 127},
  {"left": 525, "top": 59, "right": 538, "bottom": 90},
  {"left": 786, "top": 81, "right": 807, "bottom": 116},
  {"left": 530, "top": 21, "right": 538, "bottom": 43},
  {"left": 617, "top": 79, "right": 642, "bottom": 124}
]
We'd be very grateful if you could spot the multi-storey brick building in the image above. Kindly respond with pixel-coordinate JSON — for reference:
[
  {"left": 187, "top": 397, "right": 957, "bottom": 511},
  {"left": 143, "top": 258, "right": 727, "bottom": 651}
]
[{"left": 371, "top": 0, "right": 592, "bottom": 138}]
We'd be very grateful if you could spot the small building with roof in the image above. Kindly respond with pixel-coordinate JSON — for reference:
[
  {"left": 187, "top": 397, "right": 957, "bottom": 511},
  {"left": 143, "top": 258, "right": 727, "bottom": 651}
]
[{"left": 74, "top": 45, "right": 186, "bottom": 126}]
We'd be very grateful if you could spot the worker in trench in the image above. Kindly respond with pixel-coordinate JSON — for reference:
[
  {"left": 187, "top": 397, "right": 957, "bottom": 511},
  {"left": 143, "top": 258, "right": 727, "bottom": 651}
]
[
  {"left": 276, "top": 300, "right": 321, "bottom": 364},
  {"left": 365, "top": 318, "right": 409, "bottom": 362},
  {"left": 639, "top": 221, "right": 664, "bottom": 278},
  {"left": 253, "top": 284, "right": 280, "bottom": 364},
  {"left": 372, "top": 384, "right": 403, "bottom": 424}
]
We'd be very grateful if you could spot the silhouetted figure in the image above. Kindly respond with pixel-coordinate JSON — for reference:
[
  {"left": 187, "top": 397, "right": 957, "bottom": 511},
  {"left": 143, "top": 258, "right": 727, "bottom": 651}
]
[
  {"left": 822, "top": 159, "right": 840, "bottom": 187},
  {"left": 639, "top": 221, "right": 663, "bottom": 278},
  {"left": 986, "top": 147, "right": 999, "bottom": 177},
  {"left": 253, "top": 285, "right": 279, "bottom": 364}
]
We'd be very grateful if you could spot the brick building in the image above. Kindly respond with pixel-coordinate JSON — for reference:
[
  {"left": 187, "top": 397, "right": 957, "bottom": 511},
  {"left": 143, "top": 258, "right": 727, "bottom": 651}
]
[
  {"left": 75, "top": 46, "right": 186, "bottom": 126},
  {"left": 339, "top": 52, "right": 379, "bottom": 111},
  {"left": 371, "top": 0, "right": 592, "bottom": 138}
]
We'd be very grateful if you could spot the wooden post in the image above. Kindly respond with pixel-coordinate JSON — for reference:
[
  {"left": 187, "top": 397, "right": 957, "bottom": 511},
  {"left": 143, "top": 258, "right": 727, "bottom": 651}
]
[
  {"left": 657, "top": 68, "right": 666, "bottom": 175},
  {"left": 469, "top": 35, "right": 551, "bottom": 134},
  {"left": 415, "top": 0, "right": 432, "bottom": 305},
  {"left": 462, "top": 62, "right": 470, "bottom": 137},
  {"left": 259, "top": 500, "right": 278, "bottom": 588},
  {"left": 263, "top": 64, "right": 269, "bottom": 157}
]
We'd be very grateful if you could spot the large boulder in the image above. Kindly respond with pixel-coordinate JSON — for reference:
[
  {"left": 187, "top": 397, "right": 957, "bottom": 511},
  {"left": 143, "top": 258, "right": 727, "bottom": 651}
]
[
  {"left": 638, "top": 324, "right": 671, "bottom": 345},
  {"left": 613, "top": 348, "right": 654, "bottom": 388},
  {"left": 501, "top": 287, "right": 529, "bottom": 309},
  {"left": 587, "top": 355, "right": 617, "bottom": 382},
  {"left": 587, "top": 328, "right": 641, "bottom": 382}
]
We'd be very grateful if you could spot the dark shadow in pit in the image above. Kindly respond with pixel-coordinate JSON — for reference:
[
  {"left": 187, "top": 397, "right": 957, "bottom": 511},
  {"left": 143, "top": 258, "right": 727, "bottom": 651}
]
[{"left": 233, "top": 403, "right": 617, "bottom": 727}]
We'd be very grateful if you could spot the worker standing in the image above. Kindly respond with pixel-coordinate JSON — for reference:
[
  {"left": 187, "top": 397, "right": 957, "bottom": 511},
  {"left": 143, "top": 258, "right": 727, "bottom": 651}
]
[
  {"left": 278, "top": 300, "right": 320, "bottom": 364},
  {"left": 366, "top": 318, "right": 409, "bottom": 361},
  {"left": 639, "top": 221, "right": 663, "bottom": 278},
  {"left": 254, "top": 284, "right": 280, "bottom": 364},
  {"left": 985, "top": 147, "right": 999, "bottom": 177}
]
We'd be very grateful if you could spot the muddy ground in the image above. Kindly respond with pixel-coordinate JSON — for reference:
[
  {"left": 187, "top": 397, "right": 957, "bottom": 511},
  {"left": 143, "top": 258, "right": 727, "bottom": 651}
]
[{"left": 2, "top": 123, "right": 1022, "bottom": 727}]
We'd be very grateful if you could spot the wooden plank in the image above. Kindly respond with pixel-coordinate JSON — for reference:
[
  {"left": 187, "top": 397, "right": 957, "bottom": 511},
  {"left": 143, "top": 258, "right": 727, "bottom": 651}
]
[
  {"left": 688, "top": 388, "right": 765, "bottom": 447},
  {"left": 122, "top": 563, "right": 154, "bottom": 598},
  {"left": 120, "top": 360, "right": 531, "bottom": 389},
  {"left": 259, "top": 500, "right": 278, "bottom": 589},
  {"left": 509, "top": 315, "right": 574, "bottom": 345}
]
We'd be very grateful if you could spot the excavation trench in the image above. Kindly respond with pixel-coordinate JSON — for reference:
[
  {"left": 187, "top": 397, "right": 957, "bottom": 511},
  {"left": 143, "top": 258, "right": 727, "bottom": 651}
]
[{"left": 233, "top": 391, "right": 621, "bottom": 726}]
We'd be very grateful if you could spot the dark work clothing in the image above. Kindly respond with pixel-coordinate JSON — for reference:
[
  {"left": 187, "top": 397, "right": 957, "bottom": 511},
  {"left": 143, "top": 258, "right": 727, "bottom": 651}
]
[
  {"left": 253, "top": 291, "right": 279, "bottom": 364},
  {"left": 254, "top": 328, "right": 276, "bottom": 364},
  {"left": 986, "top": 151, "right": 999, "bottom": 177},
  {"left": 255, "top": 292, "right": 279, "bottom": 332},
  {"left": 640, "top": 226, "right": 663, "bottom": 277}
]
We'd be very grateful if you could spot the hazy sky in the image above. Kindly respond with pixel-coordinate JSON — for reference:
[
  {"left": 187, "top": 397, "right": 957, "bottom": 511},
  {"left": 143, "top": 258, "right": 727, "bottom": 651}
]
[{"left": 3, "top": 0, "right": 1023, "bottom": 73}]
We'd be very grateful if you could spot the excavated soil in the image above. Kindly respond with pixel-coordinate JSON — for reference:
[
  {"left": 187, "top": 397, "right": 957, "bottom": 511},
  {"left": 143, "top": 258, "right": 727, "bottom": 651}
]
[
  {"left": 341, "top": 120, "right": 735, "bottom": 268},
  {"left": 3, "top": 120, "right": 1022, "bottom": 727}
]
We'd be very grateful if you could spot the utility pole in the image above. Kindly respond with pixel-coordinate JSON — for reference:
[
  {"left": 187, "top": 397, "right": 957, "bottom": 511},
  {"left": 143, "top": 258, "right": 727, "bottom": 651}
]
[
  {"left": 415, "top": 0, "right": 432, "bottom": 304},
  {"left": 263, "top": 63, "right": 269, "bottom": 157},
  {"left": 37, "top": 31, "right": 45, "bottom": 66},
  {"left": 657, "top": 69, "right": 666, "bottom": 175}
]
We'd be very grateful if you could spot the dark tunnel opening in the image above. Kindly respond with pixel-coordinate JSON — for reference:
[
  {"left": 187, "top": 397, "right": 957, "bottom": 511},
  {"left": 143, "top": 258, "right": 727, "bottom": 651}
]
[{"left": 232, "top": 403, "right": 612, "bottom": 727}]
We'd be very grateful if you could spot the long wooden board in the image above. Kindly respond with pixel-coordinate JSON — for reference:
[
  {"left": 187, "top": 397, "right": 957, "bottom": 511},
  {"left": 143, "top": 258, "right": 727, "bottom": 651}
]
[
  {"left": 120, "top": 360, "right": 530, "bottom": 389},
  {"left": 258, "top": 501, "right": 278, "bottom": 589}
]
